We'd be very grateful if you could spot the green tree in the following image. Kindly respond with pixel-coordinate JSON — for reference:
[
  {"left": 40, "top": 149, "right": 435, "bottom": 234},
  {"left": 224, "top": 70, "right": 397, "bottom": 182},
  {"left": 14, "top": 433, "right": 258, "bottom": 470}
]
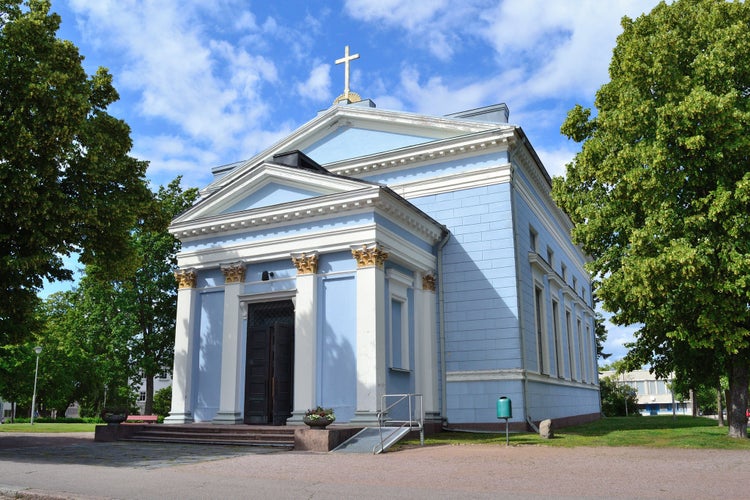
[
  {"left": 121, "top": 179, "right": 197, "bottom": 414},
  {"left": 552, "top": 0, "right": 750, "bottom": 438},
  {"left": 0, "top": 0, "right": 150, "bottom": 346},
  {"left": 599, "top": 376, "right": 640, "bottom": 417}
]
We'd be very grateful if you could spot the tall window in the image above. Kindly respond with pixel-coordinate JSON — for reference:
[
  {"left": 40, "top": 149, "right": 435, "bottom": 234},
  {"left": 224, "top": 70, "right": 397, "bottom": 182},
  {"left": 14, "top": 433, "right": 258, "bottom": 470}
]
[
  {"left": 566, "top": 310, "right": 576, "bottom": 380},
  {"left": 534, "top": 285, "right": 547, "bottom": 374},
  {"left": 577, "top": 318, "right": 585, "bottom": 382},
  {"left": 552, "top": 299, "right": 563, "bottom": 378},
  {"left": 529, "top": 226, "right": 538, "bottom": 252},
  {"left": 391, "top": 298, "right": 406, "bottom": 369}
]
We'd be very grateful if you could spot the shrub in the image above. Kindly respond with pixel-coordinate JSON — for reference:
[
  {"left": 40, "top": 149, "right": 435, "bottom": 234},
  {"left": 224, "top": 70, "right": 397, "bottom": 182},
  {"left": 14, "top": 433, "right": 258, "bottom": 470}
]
[
  {"left": 600, "top": 376, "right": 640, "bottom": 417},
  {"left": 153, "top": 386, "right": 172, "bottom": 417}
]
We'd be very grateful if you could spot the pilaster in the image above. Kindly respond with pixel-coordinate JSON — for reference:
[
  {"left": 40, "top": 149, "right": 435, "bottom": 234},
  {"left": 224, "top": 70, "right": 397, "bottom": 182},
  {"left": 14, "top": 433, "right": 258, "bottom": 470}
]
[
  {"left": 415, "top": 272, "right": 440, "bottom": 421},
  {"left": 350, "top": 243, "right": 387, "bottom": 425},
  {"left": 289, "top": 252, "right": 319, "bottom": 424},
  {"left": 213, "top": 261, "right": 246, "bottom": 424},
  {"left": 165, "top": 268, "right": 197, "bottom": 424}
]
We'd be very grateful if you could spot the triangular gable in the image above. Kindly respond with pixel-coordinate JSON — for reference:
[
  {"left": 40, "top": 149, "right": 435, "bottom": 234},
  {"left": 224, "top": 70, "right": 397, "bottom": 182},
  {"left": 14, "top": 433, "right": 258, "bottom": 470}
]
[
  {"left": 219, "top": 182, "right": 321, "bottom": 214},
  {"left": 175, "top": 160, "right": 374, "bottom": 223},
  {"left": 202, "top": 104, "right": 500, "bottom": 196},
  {"left": 303, "top": 126, "right": 435, "bottom": 165}
]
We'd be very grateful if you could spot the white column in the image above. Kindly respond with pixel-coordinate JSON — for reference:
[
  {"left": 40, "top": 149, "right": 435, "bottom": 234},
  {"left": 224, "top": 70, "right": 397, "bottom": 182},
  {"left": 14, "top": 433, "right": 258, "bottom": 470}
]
[
  {"left": 351, "top": 244, "right": 387, "bottom": 425},
  {"left": 165, "top": 268, "right": 197, "bottom": 424},
  {"left": 415, "top": 272, "right": 440, "bottom": 421},
  {"left": 289, "top": 252, "right": 319, "bottom": 424},
  {"left": 213, "top": 262, "right": 246, "bottom": 424}
]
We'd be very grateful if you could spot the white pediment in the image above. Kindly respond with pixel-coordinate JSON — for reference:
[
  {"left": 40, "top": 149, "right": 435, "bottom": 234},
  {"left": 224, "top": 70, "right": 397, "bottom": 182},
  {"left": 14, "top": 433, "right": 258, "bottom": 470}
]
[
  {"left": 174, "top": 161, "right": 373, "bottom": 223},
  {"left": 201, "top": 104, "right": 502, "bottom": 196}
]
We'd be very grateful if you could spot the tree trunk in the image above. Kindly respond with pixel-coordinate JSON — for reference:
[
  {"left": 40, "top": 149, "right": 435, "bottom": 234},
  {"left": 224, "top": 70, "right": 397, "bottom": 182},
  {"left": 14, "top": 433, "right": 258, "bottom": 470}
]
[
  {"left": 717, "top": 384, "right": 724, "bottom": 427},
  {"left": 690, "top": 389, "right": 697, "bottom": 417},
  {"left": 727, "top": 355, "right": 748, "bottom": 438},
  {"left": 144, "top": 375, "right": 154, "bottom": 415}
]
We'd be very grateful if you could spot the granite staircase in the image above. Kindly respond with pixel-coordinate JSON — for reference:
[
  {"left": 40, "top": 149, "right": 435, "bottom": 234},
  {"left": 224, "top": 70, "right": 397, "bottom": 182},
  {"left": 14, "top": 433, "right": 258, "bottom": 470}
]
[{"left": 121, "top": 424, "right": 295, "bottom": 449}]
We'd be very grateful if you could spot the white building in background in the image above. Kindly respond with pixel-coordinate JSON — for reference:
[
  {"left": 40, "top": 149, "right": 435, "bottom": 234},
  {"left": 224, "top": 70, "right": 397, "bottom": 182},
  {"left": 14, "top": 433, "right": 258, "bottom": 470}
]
[
  {"left": 600, "top": 369, "right": 691, "bottom": 415},
  {"left": 135, "top": 372, "right": 172, "bottom": 415}
]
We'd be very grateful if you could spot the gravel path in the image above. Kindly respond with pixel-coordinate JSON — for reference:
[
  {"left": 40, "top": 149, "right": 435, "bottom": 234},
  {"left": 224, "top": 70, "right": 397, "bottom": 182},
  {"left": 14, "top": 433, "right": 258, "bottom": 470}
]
[{"left": 0, "top": 432, "right": 747, "bottom": 499}]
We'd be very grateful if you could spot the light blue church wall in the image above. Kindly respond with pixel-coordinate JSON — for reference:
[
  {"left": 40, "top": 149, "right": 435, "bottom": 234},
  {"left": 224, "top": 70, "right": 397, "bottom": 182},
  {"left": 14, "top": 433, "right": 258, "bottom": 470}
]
[
  {"left": 525, "top": 381, "right": 600, "bottom": 420},
  {"left": 305, "top": 126, "right": 435, "bottom": 165},
  {"left": 194, "top": 289, "right": 224, "bottom": 422},
  {"left": 445, "top": 380, "right": 525, "bottom": 424},
  {"left": 512, "top": 169, "right": 595, "bottom": 379},
  {"left": 511, "top": 168, "right": 600, "bottom": 414},
  {"left": 318, "top": 273, "right": 357, "bottom": 422},
  {"left": 412, "top": 182, "right": 521, "bottom": 373},
  {"left": 410, "top": 182, "right": 521, "bottom": 424}
]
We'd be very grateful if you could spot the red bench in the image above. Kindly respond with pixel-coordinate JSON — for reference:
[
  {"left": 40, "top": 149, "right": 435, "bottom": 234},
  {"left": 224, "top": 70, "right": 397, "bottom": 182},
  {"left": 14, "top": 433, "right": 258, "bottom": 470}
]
[{"left": 126, "top": 414, "right": 158, "bottom": 423}]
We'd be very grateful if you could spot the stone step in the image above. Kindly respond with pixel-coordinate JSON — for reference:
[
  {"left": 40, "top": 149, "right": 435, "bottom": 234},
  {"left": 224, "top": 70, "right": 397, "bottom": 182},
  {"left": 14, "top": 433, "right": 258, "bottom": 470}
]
[{"left": 121, "top": 424, "right": 296, "bottom": 448}]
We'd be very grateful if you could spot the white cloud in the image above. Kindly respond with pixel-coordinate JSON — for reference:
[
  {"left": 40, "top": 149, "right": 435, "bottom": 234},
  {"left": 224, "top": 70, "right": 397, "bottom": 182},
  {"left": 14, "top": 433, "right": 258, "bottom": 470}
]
[
  {"left": 534, "top": 145, "right": 578, "bottom": 179},
  {"left": 65, "top": 0, "right": 283, "bottom": 182},
  {"left": 478, "top": 0, "right": 658, "bottom": 101},
  {"left": 296, "top": 63, "right": 332, "bottom": 102}
]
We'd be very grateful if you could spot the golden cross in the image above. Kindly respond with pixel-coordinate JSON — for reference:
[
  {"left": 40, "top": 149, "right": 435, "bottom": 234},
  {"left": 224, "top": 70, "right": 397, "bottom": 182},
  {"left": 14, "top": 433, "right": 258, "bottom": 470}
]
[{"left": 335, "top": 45, "right": 360, "bottom": 100}]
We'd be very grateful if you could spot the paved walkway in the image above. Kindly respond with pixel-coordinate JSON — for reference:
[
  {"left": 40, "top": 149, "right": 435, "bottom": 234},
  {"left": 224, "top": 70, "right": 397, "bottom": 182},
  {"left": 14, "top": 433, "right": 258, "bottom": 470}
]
[{"left": 1, "top": 432, "right": 748, "bottom": 499}]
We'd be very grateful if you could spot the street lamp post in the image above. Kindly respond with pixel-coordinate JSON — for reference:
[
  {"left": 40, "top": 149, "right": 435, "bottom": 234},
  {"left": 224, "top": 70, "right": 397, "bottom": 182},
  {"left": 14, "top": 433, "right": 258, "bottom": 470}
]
[{"left": 30, "top": 346, "right": 42, "bottom": 425}]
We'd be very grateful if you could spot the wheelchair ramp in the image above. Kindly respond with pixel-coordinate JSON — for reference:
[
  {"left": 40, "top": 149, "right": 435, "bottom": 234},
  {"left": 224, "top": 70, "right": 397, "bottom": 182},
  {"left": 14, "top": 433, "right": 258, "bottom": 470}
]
[{"left": 332, "top": 426, "right": 411, "bottom": 454}]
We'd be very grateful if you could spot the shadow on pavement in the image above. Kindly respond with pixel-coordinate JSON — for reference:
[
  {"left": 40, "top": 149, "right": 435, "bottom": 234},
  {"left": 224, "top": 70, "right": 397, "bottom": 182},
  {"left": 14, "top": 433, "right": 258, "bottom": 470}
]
[{"left": 0, "top": 433, "right": 286, "bottom": 469}]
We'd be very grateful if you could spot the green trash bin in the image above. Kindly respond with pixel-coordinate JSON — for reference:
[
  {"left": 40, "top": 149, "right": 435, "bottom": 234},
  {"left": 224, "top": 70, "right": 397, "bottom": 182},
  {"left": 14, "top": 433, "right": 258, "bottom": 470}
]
[{"left": 497, "top": 397, "right": 512, "bottom": 419}]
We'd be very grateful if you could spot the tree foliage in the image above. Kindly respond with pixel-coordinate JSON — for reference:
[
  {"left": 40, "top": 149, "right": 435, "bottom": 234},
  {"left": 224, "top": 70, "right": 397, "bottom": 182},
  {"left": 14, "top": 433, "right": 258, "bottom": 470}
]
[
  {"left": 7, "top": 179, "right": 198, "bottom": 418},
  {"left": 119, "top": 179, "right": 198, "bottom": 414},
  {"left": 552, "top": 0, "right": 750, "bottom": 437},
  {"left": 599, "top": 376, "right": 640, "bottom": 417},
  {"left": 0, "top": 0, "right": 150, "bottom": 345}
]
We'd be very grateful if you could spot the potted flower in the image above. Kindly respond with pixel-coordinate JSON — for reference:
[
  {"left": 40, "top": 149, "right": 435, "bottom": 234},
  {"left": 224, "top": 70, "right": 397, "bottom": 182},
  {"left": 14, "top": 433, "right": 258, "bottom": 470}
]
[{"left": 303, "top": 406, "right": 336, "bottom": 429}]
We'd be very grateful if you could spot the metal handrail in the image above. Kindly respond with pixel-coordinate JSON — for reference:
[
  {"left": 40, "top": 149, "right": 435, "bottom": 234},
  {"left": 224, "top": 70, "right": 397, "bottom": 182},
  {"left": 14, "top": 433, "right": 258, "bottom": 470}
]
[{"left": 374, "top": 393, "right": 424, "bottom": 453}]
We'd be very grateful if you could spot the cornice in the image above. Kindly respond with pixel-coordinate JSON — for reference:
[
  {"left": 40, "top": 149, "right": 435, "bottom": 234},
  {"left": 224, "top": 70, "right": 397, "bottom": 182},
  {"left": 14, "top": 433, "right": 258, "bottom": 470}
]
[
  {"left": 325, "top": 128, "right": 516, "bottom": 177},
  {"left": 170, "top": 185, "right": 445, "bottom": 245}
]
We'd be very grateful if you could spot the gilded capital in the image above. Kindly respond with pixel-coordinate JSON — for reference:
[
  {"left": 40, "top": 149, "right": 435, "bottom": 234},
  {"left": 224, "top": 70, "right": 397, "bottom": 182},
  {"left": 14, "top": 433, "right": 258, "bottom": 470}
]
[
  {"left": 220, "top": 261, "right": 246, "bottom": 284},
  {"left": 351, "top": 243, "right": 389, "bottom": 269},
  {"left": 174, "top": 268, "right": 197, "bottom": 289},
  {"left": 422, "top": 274, "right": 436, "bottom": 292},
  {"left": 291, "top": 252, "right": 319, "bottom": 275}
]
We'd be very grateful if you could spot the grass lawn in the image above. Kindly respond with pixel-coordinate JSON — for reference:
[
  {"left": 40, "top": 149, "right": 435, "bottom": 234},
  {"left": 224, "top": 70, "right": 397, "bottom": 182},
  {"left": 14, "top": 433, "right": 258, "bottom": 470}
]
[
  {"left": 400, "top": 416, "right": 750, "bottom": 450},
  {"left": 0, "top": 423, "right": 97, "bottom": 433}
]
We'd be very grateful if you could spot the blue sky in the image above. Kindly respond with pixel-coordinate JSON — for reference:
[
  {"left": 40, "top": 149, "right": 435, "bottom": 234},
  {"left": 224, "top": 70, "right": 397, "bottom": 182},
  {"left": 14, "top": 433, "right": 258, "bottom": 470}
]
[{"left": 47, "top": 0, "right": 662, "bottom": 360}]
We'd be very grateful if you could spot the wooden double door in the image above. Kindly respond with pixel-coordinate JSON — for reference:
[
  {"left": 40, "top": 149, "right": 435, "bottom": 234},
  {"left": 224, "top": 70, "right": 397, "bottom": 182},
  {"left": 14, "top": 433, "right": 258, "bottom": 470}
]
[{"left": 244, "top": 300, "right": 294, "bottom": 425}]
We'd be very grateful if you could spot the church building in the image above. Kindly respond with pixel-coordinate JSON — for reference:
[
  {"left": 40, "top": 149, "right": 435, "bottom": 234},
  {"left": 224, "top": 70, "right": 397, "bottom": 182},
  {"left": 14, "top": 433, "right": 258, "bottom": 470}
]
[{"left": 166, "top": 49, "right": 600, "bottom": 429}]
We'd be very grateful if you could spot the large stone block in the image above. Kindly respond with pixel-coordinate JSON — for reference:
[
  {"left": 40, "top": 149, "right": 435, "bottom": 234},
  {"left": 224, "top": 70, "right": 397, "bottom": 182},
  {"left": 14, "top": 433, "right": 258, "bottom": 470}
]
[{"left": 539, "top": 419, "right": 554, "bottom": 439}]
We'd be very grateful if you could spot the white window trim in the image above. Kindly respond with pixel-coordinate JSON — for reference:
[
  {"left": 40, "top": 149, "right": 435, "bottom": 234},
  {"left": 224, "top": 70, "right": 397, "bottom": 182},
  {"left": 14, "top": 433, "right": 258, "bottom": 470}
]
[{"left": 387, "top": 269, "right": 413, "bottom": 371}]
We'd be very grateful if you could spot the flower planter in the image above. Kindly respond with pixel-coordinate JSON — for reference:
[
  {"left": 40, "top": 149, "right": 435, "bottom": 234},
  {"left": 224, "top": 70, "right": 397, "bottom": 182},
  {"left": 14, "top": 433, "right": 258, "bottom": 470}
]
[{"left": 303, "top": 415, "right": 334, "bottom": 429}]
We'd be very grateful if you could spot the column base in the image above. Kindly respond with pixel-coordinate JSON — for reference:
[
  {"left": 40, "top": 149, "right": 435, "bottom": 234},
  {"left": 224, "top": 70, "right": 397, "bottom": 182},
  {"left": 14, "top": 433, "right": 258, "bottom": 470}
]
[
  {"left": 212, "top": 412, "right": 243, "bottom": 425},
  {"left": 350, "top": 410, "right": 380, "bottom": 427},
  {"left": 286, "top": 410, "right": 307, "bottom": 426},
  {"left": 164, "top": 413, "right": 194, "bottom": 425}
]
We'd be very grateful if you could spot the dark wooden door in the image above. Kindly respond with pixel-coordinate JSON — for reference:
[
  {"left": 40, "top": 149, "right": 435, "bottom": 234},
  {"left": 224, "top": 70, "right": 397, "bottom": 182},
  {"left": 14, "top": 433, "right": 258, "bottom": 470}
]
[
  {"left": 244, "top": 301, "right": 294, "bottom": 425},
  {"left": 271, "top": 324, "right": 294, "bottom": 425},
  {"left": 245, "top": 325, "right": 271, "bottom": 424}
]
